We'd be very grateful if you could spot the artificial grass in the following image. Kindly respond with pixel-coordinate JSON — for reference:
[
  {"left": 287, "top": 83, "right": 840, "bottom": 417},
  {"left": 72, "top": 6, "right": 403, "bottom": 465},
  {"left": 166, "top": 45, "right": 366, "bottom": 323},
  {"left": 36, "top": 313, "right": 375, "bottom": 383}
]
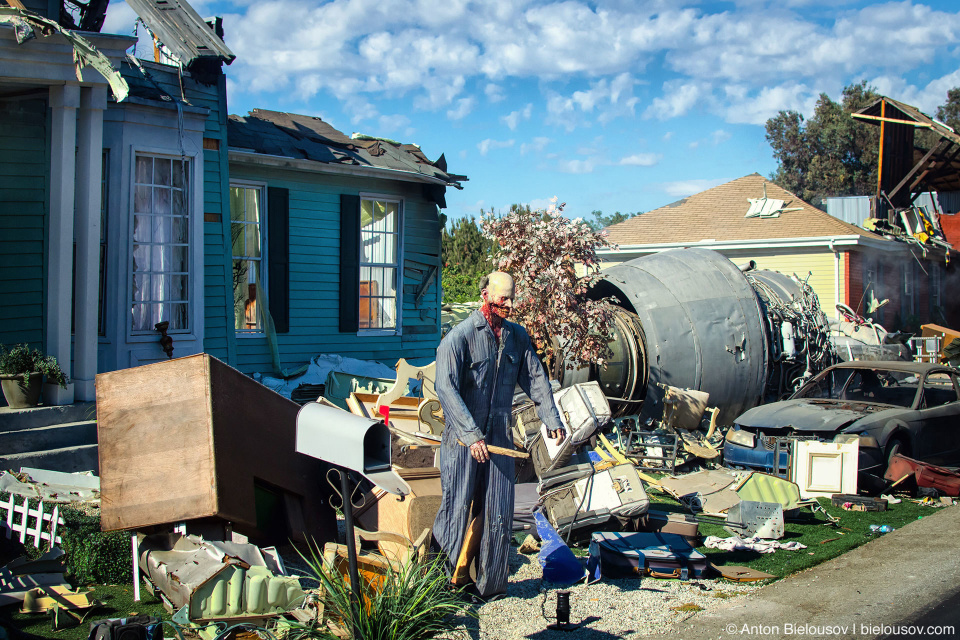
[
  {"left": 695, "top": 496, "right": 939, "bottom": 578},
  {"left": 1, "top": 584, "right": 170, "bottom": 640}
]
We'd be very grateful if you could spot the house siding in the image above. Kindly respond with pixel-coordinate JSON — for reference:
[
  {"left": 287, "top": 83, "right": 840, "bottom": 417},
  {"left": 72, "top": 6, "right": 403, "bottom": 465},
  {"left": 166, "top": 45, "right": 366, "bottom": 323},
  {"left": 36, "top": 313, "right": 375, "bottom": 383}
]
[
  {"left": 226, "top": 164, "right": 442, "bottom": 373},
  {"left": 0, "top": 98, "right": 48, "bottom": 349}
]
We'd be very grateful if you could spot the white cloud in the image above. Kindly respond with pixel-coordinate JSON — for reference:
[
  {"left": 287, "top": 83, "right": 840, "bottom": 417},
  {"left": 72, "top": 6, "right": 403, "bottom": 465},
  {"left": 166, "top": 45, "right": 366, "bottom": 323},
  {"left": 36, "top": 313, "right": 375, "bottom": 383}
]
[
  {"left": 503, "top": 103, "right": 533, "bottom": 130},
  {"left": 689, "top": 129, "right": 732, "bottom": 149},
  {"left": 377, "top": 114, "right": 411, "bottom": 133},
  {"left": 660, "top": 178, "right": 731, "bottom": 198},
  {"left": 447, "top": 97, "right": 476, "bottom": 120},
  {"left": 477, "top": 138, "right": 515, "bottom": 156},
  {"left": 520, "top": 136, "right": 551, "bottom": 155},
  {"left": 212, "top": 0, "right": 960, "bottom": 132},
  {"left": 619, "top": 153, "right": 660, "bottom": 166},
  {"left": 645, "top": 81, "right": 704, "bottom": 120},
  {"left": 485, "top": 83, "right": 506, "bottom": 103},
  {"left": 546, "top": 73, "right": 640, "bottom": 130},
  {"left": 558, "top": 158, "right": 600, "bottom": 174}
]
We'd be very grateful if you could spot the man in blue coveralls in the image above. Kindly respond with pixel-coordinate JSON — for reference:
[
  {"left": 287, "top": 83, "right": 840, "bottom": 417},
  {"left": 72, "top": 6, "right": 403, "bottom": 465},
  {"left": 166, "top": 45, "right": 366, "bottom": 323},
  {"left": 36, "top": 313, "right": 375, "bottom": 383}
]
[{"left": 432, "top": 271, "right": 566, "bottom": 598}]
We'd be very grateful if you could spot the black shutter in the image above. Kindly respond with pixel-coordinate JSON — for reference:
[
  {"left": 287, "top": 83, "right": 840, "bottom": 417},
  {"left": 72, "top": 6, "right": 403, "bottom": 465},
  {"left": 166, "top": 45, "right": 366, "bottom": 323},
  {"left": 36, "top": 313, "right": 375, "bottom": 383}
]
[
  {"left": 339, "top": 194, "right": 360, "bottom": 333},
  {"left": 267, "top": 187, "right": 289, "bottom": 333}
]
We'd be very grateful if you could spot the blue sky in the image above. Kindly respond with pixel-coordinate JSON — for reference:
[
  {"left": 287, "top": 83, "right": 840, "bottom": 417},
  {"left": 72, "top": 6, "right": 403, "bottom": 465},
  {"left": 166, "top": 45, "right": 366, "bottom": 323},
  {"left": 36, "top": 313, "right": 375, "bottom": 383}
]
[{"left": 103, "top": 0, "right": 960, "bottom": 222}]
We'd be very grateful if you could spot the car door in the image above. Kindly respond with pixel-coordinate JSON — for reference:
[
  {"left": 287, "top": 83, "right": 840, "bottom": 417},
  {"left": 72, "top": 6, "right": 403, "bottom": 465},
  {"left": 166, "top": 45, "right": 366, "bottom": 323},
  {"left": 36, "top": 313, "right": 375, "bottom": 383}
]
[{"left": 913, "top": 372, "right": 960, "bottom": 465}]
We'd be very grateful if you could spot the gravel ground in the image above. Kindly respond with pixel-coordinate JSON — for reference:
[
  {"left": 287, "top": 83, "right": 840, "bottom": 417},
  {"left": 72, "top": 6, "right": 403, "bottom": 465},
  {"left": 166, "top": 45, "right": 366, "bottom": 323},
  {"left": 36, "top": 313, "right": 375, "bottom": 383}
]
[
  {"left": 440, "top": 545, "right": 762, "bottom": 640},
  {"left": 305, "top": 516, "right": 763, "bottom": 639}
]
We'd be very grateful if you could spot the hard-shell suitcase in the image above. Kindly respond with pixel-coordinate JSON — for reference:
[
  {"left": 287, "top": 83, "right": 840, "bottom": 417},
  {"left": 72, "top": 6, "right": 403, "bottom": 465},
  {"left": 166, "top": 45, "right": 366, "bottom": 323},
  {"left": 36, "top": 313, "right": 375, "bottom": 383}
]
[
  {"left": 539, "top": 463, "right": 649, "bottom": 539},
  {"left": 587, "top": 531, "right": 708, "bottom": 581}
]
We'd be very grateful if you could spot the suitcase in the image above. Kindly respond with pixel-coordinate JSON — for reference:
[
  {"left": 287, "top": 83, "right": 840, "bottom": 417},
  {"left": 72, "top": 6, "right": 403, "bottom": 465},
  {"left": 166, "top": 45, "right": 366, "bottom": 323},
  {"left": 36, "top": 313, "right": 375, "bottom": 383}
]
[
  {"left": 635, "top": 509, "right": 700, "bottom": 544},
  {"left": 539, "top": 463, "right": 649, "bottom": 539},
  {"left": 587, "top": 531, "right": 708, "bottom": 581}
]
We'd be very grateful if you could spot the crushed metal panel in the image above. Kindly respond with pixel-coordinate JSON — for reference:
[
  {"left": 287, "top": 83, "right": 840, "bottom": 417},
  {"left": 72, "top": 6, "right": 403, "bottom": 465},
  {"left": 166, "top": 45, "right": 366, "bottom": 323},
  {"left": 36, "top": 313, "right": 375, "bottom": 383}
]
[
  {"left": 735, "top": 472, "right": 808, "bottom": 511},
  {"left": 724, "top": 501, "right": 784, "bottom": 539},
  {"left": 138, "top": 533, "right": 302, "bottom": 620},
  {"left": 124, "top": 0, "right": 235, "bottom": 67}
]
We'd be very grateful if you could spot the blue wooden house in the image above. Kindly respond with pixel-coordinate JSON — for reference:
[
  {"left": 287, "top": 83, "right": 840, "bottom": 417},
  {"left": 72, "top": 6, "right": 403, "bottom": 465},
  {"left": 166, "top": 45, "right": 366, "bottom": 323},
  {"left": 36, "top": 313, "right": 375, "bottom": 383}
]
[
  {"left": 0, "top": 5, "right": 462, "bottom": 407},
  {"left": 224, "top": 110, "right": 463, "bottom": 373}
]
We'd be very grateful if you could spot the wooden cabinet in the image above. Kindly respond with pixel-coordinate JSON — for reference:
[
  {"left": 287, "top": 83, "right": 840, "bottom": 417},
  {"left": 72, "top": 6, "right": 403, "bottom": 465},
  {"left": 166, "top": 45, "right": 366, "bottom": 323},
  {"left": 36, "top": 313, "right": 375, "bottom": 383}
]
[{"left": 96, "top": 354, "right": 334, "bottom": 544}]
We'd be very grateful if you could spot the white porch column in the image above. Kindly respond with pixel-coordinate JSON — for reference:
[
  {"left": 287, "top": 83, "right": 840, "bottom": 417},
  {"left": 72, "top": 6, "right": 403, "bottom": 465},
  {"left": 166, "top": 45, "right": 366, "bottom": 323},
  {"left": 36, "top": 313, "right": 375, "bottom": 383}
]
[
  {"left": 45, "top": 84, "right": 80, "bottom": 406},
  {"left": 74, "top": 86, "right": 107, "bottom": 402}
]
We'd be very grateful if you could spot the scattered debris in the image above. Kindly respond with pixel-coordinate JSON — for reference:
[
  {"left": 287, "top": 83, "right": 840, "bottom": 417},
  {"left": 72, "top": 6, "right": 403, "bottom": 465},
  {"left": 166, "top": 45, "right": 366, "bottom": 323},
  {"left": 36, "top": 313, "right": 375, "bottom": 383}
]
[
  {"left": 703, "top": 535, "right": 807, "bottom": 554},
  {"left": 518, "top": 535, "right": 540, "bottom": 555}
]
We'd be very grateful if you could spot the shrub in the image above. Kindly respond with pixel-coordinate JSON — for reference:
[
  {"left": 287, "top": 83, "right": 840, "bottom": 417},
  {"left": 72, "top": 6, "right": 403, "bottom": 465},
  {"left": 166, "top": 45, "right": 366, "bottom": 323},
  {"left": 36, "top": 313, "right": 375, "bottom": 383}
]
[{"left": 0, "top": 343, "right": 67, "bottom": 387}]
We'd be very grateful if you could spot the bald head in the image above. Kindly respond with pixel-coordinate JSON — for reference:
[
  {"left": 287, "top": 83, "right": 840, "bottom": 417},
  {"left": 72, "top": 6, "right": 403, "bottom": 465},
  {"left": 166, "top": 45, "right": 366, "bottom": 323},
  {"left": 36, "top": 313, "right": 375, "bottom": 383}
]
[{"left": 480, "top": 271, "right": 515, "bottom": 320}]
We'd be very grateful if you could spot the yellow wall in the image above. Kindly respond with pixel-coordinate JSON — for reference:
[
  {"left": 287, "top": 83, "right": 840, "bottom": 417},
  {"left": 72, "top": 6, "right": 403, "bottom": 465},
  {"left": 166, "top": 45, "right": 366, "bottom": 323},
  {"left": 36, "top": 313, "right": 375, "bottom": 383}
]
[{"left": 601, "top": 247, "right": 842, "bottom": 319}]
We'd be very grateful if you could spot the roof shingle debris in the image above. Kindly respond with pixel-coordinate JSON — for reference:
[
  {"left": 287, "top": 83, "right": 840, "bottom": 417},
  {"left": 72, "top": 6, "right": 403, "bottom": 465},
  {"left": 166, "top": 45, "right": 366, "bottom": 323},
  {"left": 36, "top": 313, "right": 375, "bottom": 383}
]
[
  {"left": 604, "top": 173, "right": 883, "bottom": 246},
  {"left": 227, "top": 109, "right": 465, "bottom": 191}
]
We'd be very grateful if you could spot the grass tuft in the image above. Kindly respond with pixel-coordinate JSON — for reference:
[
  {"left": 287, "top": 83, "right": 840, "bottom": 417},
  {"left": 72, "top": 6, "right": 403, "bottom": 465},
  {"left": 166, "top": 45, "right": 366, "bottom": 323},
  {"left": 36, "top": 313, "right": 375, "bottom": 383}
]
[{"left": 292, "top": 542, "right": 468, "bottom": 640}]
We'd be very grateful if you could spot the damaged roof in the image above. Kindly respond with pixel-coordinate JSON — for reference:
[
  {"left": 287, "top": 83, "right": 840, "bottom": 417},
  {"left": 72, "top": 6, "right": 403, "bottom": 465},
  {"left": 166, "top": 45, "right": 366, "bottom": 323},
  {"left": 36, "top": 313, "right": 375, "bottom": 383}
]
[
  {"left": 228, "top": 109, "right": 466, "bottom": 192},
  {"left": 855, "top": 96, "right": 960, "bottom": 193},
  {"left": 605, "top": 174, "right": 886, "bottom": 246},
  {"left": 124, "top": 0, "right": 234, "bottom": 68}
]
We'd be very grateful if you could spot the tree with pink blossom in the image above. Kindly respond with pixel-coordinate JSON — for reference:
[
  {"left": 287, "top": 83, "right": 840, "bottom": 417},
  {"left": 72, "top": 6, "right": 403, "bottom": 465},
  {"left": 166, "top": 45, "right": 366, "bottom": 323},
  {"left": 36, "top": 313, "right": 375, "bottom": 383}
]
[{"left": 481, "top": 198, "right": 619, "bottom": 378}]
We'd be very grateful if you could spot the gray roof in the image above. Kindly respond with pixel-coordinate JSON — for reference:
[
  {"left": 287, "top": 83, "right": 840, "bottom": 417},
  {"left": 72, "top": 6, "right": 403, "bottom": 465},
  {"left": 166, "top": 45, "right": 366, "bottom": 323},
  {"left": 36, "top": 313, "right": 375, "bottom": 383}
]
[{"left": 227, "top": 109, "right": 465, "bottom": 193}]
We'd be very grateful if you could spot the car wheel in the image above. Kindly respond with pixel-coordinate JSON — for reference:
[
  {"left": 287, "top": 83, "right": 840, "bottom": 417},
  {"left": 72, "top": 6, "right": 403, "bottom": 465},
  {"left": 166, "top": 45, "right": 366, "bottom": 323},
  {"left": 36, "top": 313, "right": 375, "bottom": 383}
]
[{"left": 886, "top": 437, "right": 910, "bottom": 467}]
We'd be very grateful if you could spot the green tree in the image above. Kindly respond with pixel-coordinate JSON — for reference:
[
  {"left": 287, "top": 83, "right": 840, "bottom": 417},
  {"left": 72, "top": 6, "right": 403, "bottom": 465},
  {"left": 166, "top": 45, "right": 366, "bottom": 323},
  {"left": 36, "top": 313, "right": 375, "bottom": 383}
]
[
  {"left": 765, "top": 81, "right": 880, "bottom": 207},
  {"left": 440, "top": 215, "right": 495, "bottom": 303},
  {"left": 936, "top": 87, "right": 960, "bottom": 132},
  {"left": 587, "top": 210, "right": 640, "bottom": 230}
]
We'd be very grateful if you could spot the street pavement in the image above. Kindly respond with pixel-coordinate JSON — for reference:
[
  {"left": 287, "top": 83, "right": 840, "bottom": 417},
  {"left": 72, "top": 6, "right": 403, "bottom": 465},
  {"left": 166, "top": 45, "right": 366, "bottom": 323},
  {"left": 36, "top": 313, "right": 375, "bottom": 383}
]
[{"left": 660, "top": 503, "right": 960, "bottom": 640}]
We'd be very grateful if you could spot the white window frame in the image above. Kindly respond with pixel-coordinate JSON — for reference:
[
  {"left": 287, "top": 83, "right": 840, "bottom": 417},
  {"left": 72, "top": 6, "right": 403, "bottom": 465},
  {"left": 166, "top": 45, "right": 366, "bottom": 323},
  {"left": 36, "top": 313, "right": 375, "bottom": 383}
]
[
  {"left": 358, "top": 193, "right": 403, "bottom": 336},
  {"left": 230, "top": 181, "right": 268, "bottom": 337},
  {"left": 127, "top": 150, "right": 195, "bottom": 336}
]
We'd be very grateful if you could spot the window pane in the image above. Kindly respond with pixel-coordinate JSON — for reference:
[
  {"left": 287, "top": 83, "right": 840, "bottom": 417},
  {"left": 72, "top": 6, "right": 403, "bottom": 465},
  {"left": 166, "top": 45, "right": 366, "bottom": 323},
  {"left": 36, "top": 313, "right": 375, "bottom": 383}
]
[
  {"left": 924, "top": 373, "right": 958, "bottom": 408},
  {"left": 245, "top": 188, "right": 260, "bottom": 223},
  {"left": 383, "top": 202, "right": 398, "bottom": 232},
  {"left": 231, "top": 222, "right": 245, "bottom": 256},
  {"left": 133, "top": 216, "right": 151, "bottom": 243},
  {"left": 230, "top": 187, "right": 245, "bottom": 221},
  {"left": 172, "top": 190, "right": 185, "bottom": 216},
  {"left": 136, "top": 156, "right": 152, "bottom": 184},
  {"left": 382, "top": 267, "right": 397, "bottom": 299},
  {"left": 245, "top": 223, "right": 261, "bottom": 258},
  {"left": 173, "top": 216, "right": 189, "bottom": 243},
  {"left": 135, "top": 186, "right": 151, "bottom": 214},
  {"left": 154, "top": 158, "right": 171, "bottom": 186},
  {"left": 361, "top": 199, "right": 374, "bottom": 230},
  {"left": 172, "top": 162, "right": 185, "bottom": 189},
  {"left": 380, "top": 297, "right": 396, "bottom": 329},
  {"left": 172, "top": 246, "right": 188, "bottom": 272},
  {"left": 383, "top": 232, "right": 397, "bottom": 264},
  {"left": 155, "top": 187, "right": 171, "bottom": 215},
  {"left": 169, "top": 303, "right": 188, "bottom": 330}
]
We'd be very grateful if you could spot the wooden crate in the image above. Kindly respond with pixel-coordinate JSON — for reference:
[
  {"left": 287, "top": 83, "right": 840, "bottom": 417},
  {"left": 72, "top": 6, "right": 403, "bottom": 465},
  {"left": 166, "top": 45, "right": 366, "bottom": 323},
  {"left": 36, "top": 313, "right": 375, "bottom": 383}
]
[{"left": 96, "top": 354, "right": 334, "bottom": 543}]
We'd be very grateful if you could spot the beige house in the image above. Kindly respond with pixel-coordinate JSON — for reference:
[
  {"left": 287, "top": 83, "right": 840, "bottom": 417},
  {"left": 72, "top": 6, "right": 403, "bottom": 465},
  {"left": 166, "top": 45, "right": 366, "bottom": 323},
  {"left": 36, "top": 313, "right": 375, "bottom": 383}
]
[{"left": 601, "top": 174, "right": 947, "bottom": 329}]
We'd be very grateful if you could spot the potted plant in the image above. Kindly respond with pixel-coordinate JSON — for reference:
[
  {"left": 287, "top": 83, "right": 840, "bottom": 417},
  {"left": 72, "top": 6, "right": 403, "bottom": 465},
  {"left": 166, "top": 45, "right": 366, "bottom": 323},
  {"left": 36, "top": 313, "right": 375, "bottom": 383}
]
[{"left": 0, "top": 343, "right": 67, "bottom": 408}]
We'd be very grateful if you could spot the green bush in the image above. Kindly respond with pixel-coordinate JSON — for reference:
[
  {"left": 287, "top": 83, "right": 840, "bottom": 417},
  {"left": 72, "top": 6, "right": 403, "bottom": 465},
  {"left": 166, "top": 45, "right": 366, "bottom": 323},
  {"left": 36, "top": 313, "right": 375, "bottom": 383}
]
[
  {"left": 0, "top": 493, "right": 131, "bottom": 585},
  {"left": 0, "top": 343, "right": 67, "bottom": 387}
]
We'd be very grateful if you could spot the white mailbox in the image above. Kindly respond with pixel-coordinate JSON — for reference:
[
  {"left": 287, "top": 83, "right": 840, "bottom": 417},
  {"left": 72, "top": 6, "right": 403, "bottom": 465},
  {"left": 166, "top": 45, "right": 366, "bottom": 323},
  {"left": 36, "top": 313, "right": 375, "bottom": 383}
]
[{"left": 296, "top": 402, "right": 410, "bottom": 496}]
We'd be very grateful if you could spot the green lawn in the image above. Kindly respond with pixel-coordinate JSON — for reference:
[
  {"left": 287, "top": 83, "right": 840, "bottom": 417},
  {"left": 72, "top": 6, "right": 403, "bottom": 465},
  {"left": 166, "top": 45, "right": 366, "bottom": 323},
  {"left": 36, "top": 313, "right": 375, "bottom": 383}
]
[{"left": 646, "top": 486, "right": 940, "bottom": 578}]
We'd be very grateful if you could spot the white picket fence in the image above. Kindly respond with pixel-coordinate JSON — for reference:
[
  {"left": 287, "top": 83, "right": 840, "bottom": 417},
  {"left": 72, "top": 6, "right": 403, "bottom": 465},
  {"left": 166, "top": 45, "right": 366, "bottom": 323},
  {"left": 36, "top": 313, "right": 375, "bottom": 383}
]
[{"left": 0, "top": 494, "right": 64, "bottom": 550}]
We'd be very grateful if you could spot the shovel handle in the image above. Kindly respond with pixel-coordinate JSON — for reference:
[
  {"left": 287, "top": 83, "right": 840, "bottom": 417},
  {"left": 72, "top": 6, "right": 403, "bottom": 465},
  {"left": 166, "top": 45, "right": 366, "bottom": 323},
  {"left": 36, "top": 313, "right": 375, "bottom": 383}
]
[{"left": 457, "top": 440, "right": 529, "bottom": 459}]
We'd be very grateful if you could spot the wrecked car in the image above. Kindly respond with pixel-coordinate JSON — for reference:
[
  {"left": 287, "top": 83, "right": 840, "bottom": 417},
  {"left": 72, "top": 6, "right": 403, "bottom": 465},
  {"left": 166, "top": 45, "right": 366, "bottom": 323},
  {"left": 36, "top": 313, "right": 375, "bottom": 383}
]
[{"left": 723, "top": 361, "right": 960, "bottom": 481}]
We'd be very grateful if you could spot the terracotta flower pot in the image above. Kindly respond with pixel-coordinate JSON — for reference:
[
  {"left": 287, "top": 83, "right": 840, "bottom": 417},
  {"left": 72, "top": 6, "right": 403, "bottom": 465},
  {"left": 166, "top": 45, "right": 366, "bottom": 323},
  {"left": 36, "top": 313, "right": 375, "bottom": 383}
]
[{"left": 0, "top": 372, "right": 43, "bottom": 408}]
